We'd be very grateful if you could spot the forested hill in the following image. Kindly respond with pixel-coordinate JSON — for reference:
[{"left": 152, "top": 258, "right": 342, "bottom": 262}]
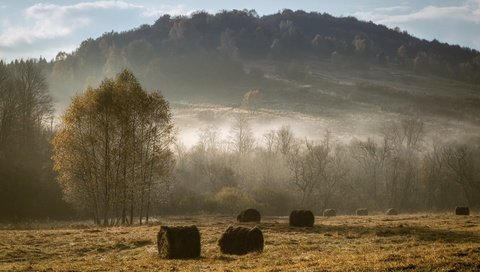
[{"left": 40, "top": 9, "right": 480, "bottom": 104}]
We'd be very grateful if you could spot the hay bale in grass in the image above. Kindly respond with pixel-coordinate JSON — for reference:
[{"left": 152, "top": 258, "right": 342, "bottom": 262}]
[
  {"left": 386, "top": 208, "right": 398, "bottom": 215},
  {"left": 289, "top": 210, "right": 315, "bottom": 227},
  {"left": 237, "top": 208, "right": 261, "bottom": 223},
  {"left": 455, "top": 206, "right": 470, "bottom": 215},
  {"left": 218, "top": 226, "right": 264, "bottom": 255},
  {"left": 356, "top": 208, "right": 368, "bottom": 216},
  {"left": 157, "top": 225, "right": 200, "bottom": 259},
  {"left": 323, "top": 209, "right": 336, "bottom": 217}
]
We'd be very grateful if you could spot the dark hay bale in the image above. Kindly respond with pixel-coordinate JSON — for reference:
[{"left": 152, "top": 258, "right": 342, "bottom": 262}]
[
  {"left": 218, "top": 226, "right": 264, "bottom": 255},
  {"left": 356, "top": 208, "right": 368, "bottom": 216},
  {"left": 323, "top": 209, "right": 336, "bottom": 217},
  {"left": 386, "top": 208, "right": 398, "bottom": 215},
  {"left": 237, "top": 208, "right": 261, "bottom": 223},
  {"left": 157, "top": 225, "right": 201, "bottom": 259},
  {"left": 289, "top": 210, "right": 315, "bottom": 227},
  {"left": 455, "top": 206, "right": 470, "bottom": 216}
]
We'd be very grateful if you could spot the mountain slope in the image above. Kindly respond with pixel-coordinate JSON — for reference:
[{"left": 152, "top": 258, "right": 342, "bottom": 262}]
[
  {"left": 36, "top": 9, "right": 480, "bottom": 141},
  {"left": 45, "top": 9, "right": 479, "bottom": 102}
]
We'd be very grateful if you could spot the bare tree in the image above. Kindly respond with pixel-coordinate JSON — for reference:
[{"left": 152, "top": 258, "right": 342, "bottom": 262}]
[
  {"left": 11, "top": 60, "right": 53, "bottom": 148},
  {"left": 263, "top": 129, "right": 276, "bottom": 155},
  {"left": 230, "top": 115, "right": 255, "bottom": 155},
  {"left": 185, "top": 126, "right": 237, "bottom": 193},
  {"left": 351, "top": 138, "right": 387, "bottom": 208},
  {"left": 0, "top": 60, "right": 61, "bottom": 220},
  {"left": 316, "top": 145, "right": 348, "bottom": 210},
  {"left": 401, "top": 117, "right": 424, "bottom": 150},
  {"left": 381, "top": 116, "right": 424, "bottom": 210},
  {"left": 275, "top": 125, "right": 295, "bottom": 155},
  {"left": 287, "top": 133, "right": 330, "bottom": 208},
  {"left": 423, "top": 142, "right": 449, "bottom": 209},
  {"left": 442, "top": 142, "right": 480, "bottom": 208}
]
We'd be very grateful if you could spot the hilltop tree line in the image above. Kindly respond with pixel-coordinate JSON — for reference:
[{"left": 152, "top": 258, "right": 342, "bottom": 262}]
[{"left": 41, "top": 9, "right": 480, "bottom": 101}]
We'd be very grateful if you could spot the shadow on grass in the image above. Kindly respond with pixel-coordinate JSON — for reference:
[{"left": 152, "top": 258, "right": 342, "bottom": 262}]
[
  {"left": 261, "top": 222, "right": 480, "bottom": 244},
  {"left": 214, "top": 255, "right": 237, "bottom": 262}
]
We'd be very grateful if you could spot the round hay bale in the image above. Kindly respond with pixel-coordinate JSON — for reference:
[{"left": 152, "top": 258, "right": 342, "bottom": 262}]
[
  {"left": 323, "top": 209, "right": 336, "bottom": 217},
  {"left": 237, "top": 208, "right": 261, "bottom": 223},
  {"left": 455, "top": 206, "right": 470, "bottom": 215},
  {"left": 157, "top": 225, "right": 201, "bottom": 259},
  {"left": 356, "top": 208, "right": 368, "bottom": 216},
  {"left": 218, "top": 226, "right": 264, "bottom": 255},
  {"left": 386, "top": 208, "right": 398, "bottom": 215},
  {"left": 289, "top": 210, "right": 315, "bottom": 227}
]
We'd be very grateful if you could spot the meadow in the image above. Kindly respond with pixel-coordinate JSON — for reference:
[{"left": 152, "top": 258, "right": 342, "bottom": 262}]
[{"left": 1, "top": 213, "right": 479, "bottom": 271}]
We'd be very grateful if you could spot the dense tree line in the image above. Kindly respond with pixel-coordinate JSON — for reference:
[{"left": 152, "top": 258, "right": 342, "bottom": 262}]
[
  {"left": 169, "top": 116, "right": 480, "bottom": 215},
  {"left": 0, "top": 60, "right": 71, "bottom": 220}
]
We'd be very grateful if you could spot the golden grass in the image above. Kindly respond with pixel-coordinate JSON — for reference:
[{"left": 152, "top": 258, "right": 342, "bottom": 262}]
[{"left": 1, "top": 213, "right": 479, "bottom": 271}]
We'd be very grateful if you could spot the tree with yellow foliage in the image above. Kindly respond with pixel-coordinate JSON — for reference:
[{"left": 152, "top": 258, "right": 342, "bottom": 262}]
[{"left": 53, "top": 70, "right": 174, "bottom": 225}]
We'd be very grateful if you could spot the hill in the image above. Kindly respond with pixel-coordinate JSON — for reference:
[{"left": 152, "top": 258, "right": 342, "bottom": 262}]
[
  {"left": 42, "top": 9, "right": 479, "bottom": 100},
  {"left": 6, "top": 9, "right": 479, "bottom": 142}
]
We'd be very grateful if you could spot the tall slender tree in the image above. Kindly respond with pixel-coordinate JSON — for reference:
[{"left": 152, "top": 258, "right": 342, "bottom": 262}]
[{"left": 0, "top": 60, "right": 67, "bottom": 220}]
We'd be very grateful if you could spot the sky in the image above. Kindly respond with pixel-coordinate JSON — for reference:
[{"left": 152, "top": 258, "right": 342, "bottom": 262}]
[{"left": 0, "top": 0, "right": 479, "bottom": 61}]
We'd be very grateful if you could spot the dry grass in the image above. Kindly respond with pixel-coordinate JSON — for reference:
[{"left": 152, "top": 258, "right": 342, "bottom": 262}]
[{"left": 1, "top": 214, "right": 479, "bottom": 271}]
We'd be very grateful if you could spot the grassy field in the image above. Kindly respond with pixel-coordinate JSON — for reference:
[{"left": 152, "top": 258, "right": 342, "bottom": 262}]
[{"left": 1, "top": 214, "right": 479, "bottom": 271}]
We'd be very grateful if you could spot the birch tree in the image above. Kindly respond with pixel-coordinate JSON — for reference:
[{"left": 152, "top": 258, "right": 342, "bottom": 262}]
[{"left": 53, "top": 70, "right": 174, "bottom": 225}]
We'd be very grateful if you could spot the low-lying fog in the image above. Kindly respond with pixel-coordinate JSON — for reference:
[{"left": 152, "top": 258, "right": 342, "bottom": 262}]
[{"left": 172, "top": 102, "right": 479, "bottom": 149}]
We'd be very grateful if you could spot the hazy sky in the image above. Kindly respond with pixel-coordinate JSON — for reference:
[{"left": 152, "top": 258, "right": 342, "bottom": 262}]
[{"left": 0, "top": 0, "right": 479, "bottom": 61}]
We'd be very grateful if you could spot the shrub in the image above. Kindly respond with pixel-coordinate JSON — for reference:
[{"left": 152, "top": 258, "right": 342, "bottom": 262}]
[
  {"left": 252, "top": 186, "right": 294, "bottom": 215},
  {"left": 323, "top": 209, "right": 336, "bottom": 217},
  {"left": 356, "top": 208, "right": 368, "bottom": 216},
  {"left": 386, "top": 208, "right": 398, "bottom": 215},
  {"left": 163, "top": 186, "right": 205, "bottom": 214},
  {"left": 214, "top": 187, "right": 255, "bottom": 214}
]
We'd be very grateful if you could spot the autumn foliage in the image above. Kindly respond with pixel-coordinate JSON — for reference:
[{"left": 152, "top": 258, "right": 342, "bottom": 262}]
[{"left": 53, "top": 70, "right": 174, "bottom": 225}]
